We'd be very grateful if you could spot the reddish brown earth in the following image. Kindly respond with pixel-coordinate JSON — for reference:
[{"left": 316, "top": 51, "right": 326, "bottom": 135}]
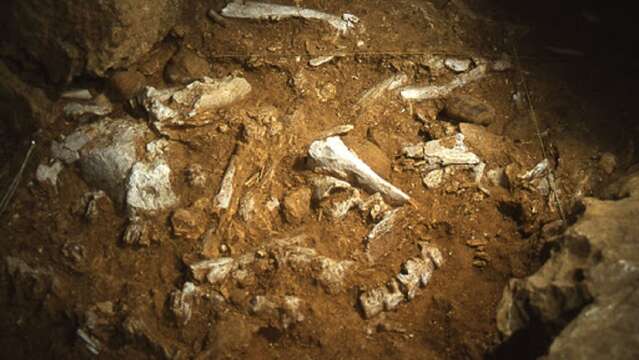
[{"left": 1, "top": 1, "right": 636, "bottom": 359}]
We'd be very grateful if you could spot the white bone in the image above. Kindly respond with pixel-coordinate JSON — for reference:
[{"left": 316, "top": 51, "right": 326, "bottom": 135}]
[{"left": 309, "top": 136, "right": 410, "bottom": 205}]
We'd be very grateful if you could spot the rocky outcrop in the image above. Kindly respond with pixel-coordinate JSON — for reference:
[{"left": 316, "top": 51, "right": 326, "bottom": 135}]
[
  {"left": 496, "top": 169, "right": 639, "bottom": 359},
  {"left": 2, "top": 0, "right": 185, "bottom": 83},
  {"left": 0, "top": 61, "right": 51, "bottom": 136}
]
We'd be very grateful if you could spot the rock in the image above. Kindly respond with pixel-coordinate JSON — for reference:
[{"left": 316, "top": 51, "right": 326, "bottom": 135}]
[
  {"left": 3, "top": 0, "right": 187, "bottom": 82},
  {"left": 189, "top": 258, "right": 235, "bottom": 284},
  {"left": 109, "top": 70, "right": 146, "bottom": 99},
  {"left": 139, "top": 42, "right": 178, "bottom": 76},
  {"left": 422, "top": 168, "right": 444, "bottom": 188},
  {"left": 209, "top": 314, "right": 253, "bottom": 355},
  {"left": 283, "top": 187, "right": 312, "bottom": 224},
  {"left": 169, "top": 282, "right": 199, "bottom": 326},
  {"left": 316, "top": 257, "right": 354, "bottom": 294},
  {"left": 126, "top": 159, "right": 178, "bottom": 213},
  {"left": 165, "top": 48, "right": 210, "bottom": 85},
  {"left": 74, "top": 117, "right": 149, "bottom": 207},
  {"left": 5, "top": 256, "right": 57, "bottom": 300},
  {"left": 444, "top": 95, "right": 495, "bottom": 126},
  {"left": 77, "top": 191, "right": 107, "bottom": 223},
  {"left": 0, "top": 61, "right": 52, "bottom": 136},
  {"left": 36, "top": 161, "right": 63, "bottom": 187},
  {"left": 185, "top": 164, "right": 207, "bottom": 187},
  {"left": 459, "top": 122, "right": 523, "bottom": 165},
  {"left": 599, "top": 152, "right": 617, "bottom": 174},
  {"left": 487, "top": 167, "right": 507, "bottom": 188},
  {"left": 250, "top": 295, "right": 305, "bottom": 329},
  {"left": 122, "top": 216, "right": 150, "bottom": 246},
  {"left": 496, "top": 169, "right": 639, "bottom": 358},
  {"left": 171, "top": 207, "right": 206, "bottom": 241}
]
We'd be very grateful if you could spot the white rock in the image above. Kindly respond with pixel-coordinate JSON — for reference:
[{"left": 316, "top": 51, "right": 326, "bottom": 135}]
[
  {"left": 317, "top": 257, "right": 354, "bottom": 292},
  {"left": 265, "top": 197, "right": 280, "bottom": 211},
  {"left": 145, "top": 139, "right": 170, "bottom": 160},
  {"left": 221, "top": 1, "right": 358, "bottom": 34},
  {"left": 360, "top": 287, "right": 385, "bottom": 318},
  {"left": 170, "top": 282, "right": 199, "bottom": 326},
  {"left": 190, "top": 258, "right": 235, "bottom": 284},
  {"left": 36, "top": 161, "right": 63, "bottom": 187},
  {"left": 309, "top": 136, "right": 410, "bottom": 206},
  {"left": 422, "top": 169, "right": 444, "bottom": 188},
  {"left": 75, "top": 118, "right": 149, "bottom": 206},
  {"left": 126, "top": 160, "right": 178, "bottom": 212},
  {"left": 420, "top": 243, "right": 444, "bottom": 268}
]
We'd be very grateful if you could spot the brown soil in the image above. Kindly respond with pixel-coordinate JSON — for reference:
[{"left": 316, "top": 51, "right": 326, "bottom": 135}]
[{"left": 1, "top": 1, "right": 637, "bottom": 359}]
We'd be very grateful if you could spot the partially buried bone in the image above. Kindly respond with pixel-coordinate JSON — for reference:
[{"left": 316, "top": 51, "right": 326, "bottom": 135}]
[
  {"left": 221, "top": 1, "right": 359, "bottom": 34},
  {"left": 402, "top": 133, "right": 485, "bottom": 189},
  {"left": 401, "top": 64, "right": 487, "bottom": 101},
  {"left": 357, "top": 73, "right": 408, "bottom": 107},
  {"left": 359, "top": 243, "right": 444, "bottom": 318},
  {"left": 214, "top": 153, "right": 238, "bottom": 210},
  {"left": 309, "top": 136, "right": 410, "bottom": 206},
  {"left": 136, "top": 76, "right": 251, "bottom": 130}
]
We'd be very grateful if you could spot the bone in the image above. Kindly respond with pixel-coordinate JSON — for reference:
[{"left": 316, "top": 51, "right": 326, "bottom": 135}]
[
  {"left": 136, "top": 76, "right": 251, "bottom": 130},
  {"left": 359, "top": 244, "right": 444, "bottom": 318},
  {"left": 221, "top": 1, "right": 358, "bottom": 34},
  {"left": 311, "top": 175, "right": 352, "bottom": 201},
  {"left": 400, "top": 64, "right": 487, "bottom": 101},
  {"left": 366, "top": 208, "right": 402, "bottom": 244},
  {"left": 308, "top": 136, "right": 410, "bottom": 206},
  {"left": 402, "top": 134, "right": 485, "bottom": 189},
  {"left": 61, "top": 89, "right": 92, "bottom": 100},
  {"left": 214, "top": 153, "right": 238, "bottom": 210},
  {"left": 36, "top": 161, "right": 64, "bottom": 188},
  {"left": 317, "top": 124, "right": 354, "bottom": 139},
  {"left": 357, "top": 73, "right": 409, "bottom": 107},
  {"left": 63, "top": 102, "right": 113, "bottom": 120},
  {"left": 519, "top": 159, "right": 550, "bottom": 181},
  {"left": 309, "top": 55, "right": 335, "bottom": 67},
  {"left": 444, "top": 58, "right": 473, "bottom": 72}
]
